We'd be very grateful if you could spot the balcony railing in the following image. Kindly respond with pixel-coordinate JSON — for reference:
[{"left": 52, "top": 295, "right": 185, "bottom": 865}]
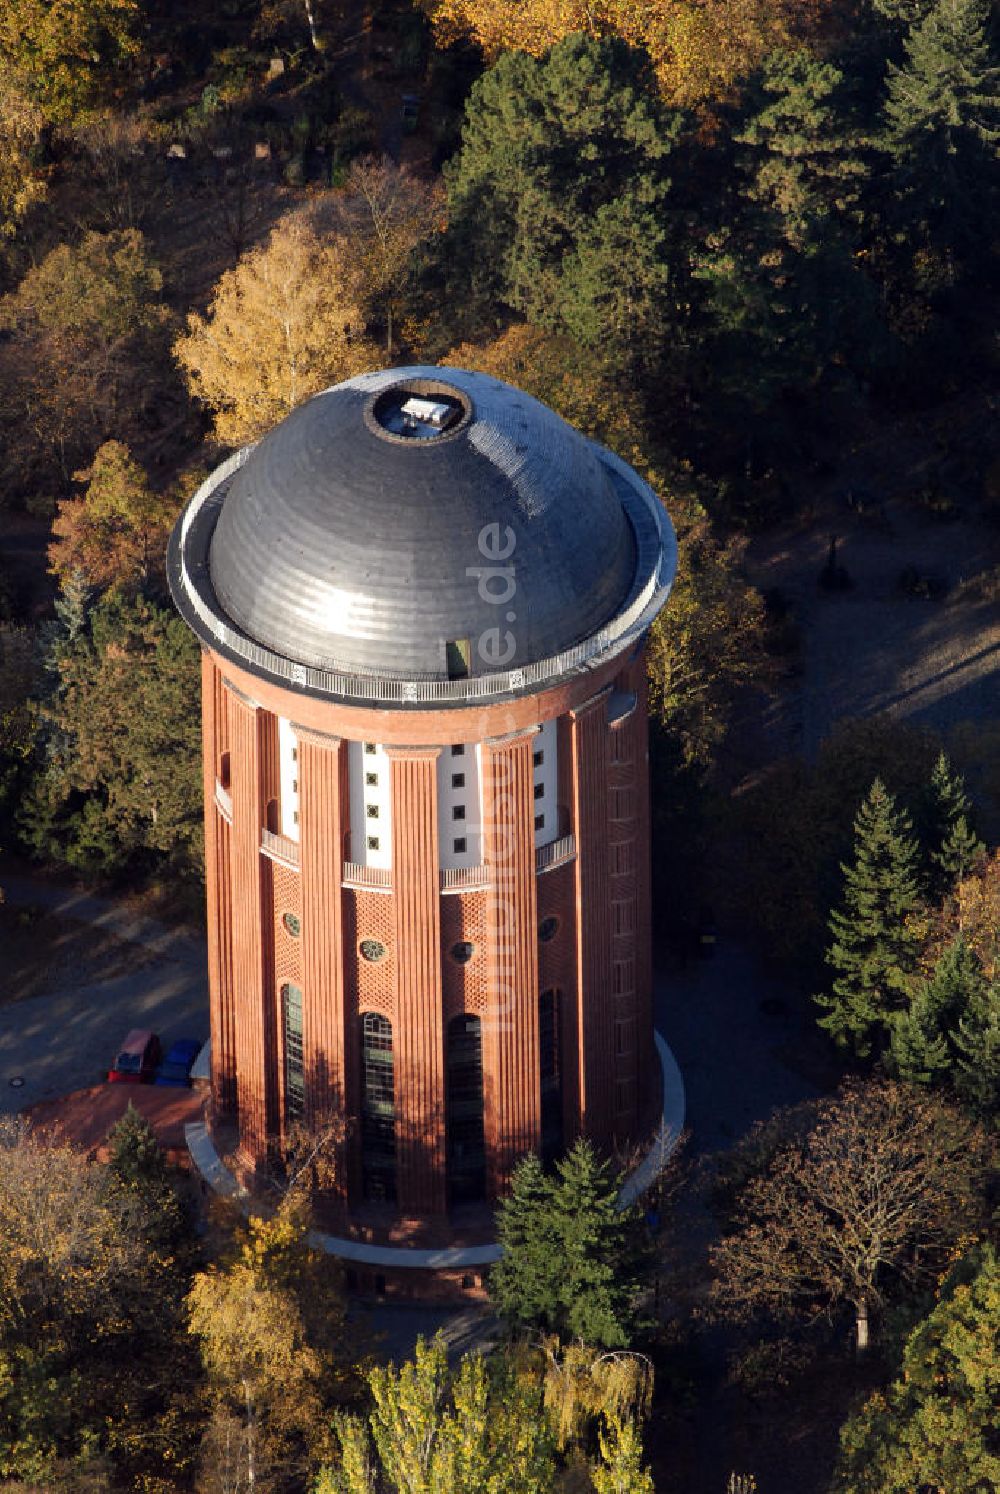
[
  {"left": 261, "top": 829, "right": 300, "bottom": 868},
  {"left": 440, "top": 864, "right": 491, "bottom": 893},
  {"left": 214, "top": 779, "right": 232, "bottom": 822},
  {"left": 536, "top": 833, "right": 576, "bottom": 874},
  {"left": 343, "top": 861, "right": 392, "bottom": 890}
]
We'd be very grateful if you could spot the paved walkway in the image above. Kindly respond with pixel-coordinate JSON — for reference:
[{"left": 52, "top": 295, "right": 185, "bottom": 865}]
[{"left": 0, "top": 872, "right": 208, "bottom": 1112}]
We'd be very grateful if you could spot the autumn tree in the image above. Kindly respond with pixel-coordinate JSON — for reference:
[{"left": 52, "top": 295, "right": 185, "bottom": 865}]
[
  {"left": 48, "top": 441, "right": 174, "bottom": 595},
  {"left": 326, "top": 155, "right": 444, "bottom": 357},
  {"left": 426, "top": 0, "right": 842, "bottom": 110},
  {"left": 319, "top": 1334, "right": 557, "bottom": 1494},
  {"left": 709, "top": 1079, "right": 988, "bottom": 1353},
  {"left": 188, "top": 1203, "right": 349, "bottom": 1491},
  {"left": 815, "top": 778, "right": 924, "bottom": 1056},
  {"left": 0, "top": 1119, "right": 198, "bottom": 1485},
  {"left": 22, "top": 592, "right": 203, "bottom": 886},
  {"left": 0, "top": 78, "right": 46, "bottom": 245},
  {"left": 0, "top": 229, "right": 172, "bottom": 500},
  {"left": 439, "top": 34, "right": 679, "bottom": 366},
  {"left": 591, "top": 1415, "right": 656, "bottom": 1494},
  {"left": 174, "top": 217, "right": 376, "bottom": 448},
  {"left": 0, "top": 0, "right": 140, "bottom": 124},
  {"left": 833, "top": 1245, "right": 1000, "bottom": 1493}
]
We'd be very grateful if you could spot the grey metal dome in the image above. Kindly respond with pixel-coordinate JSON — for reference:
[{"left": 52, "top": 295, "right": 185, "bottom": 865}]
[
  {"left": 168, "top": 365, "right": 677, "bottom": 708},
  {"left": 206, "top": 367, "right": 637, "bottom": 680}
]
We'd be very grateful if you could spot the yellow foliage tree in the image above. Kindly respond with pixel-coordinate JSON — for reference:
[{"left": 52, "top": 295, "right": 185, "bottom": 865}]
[
  {"left": 426, "top": 0, "right": 841, "bottom": 108},
  {"left": 187, "top": 1203, "right": 346, "bottom": 1489},
  {"left": 174, "top": 218, "right": 377, "bottom": 448},
  {"left": 0, "top": 0, "right": 140, "bottom": 124},
  {"left": 48, "top": 441, "right": 174, "bottom": 593},
  {"left": 0, "top": 80, "right": 46, "bottom": 241}
]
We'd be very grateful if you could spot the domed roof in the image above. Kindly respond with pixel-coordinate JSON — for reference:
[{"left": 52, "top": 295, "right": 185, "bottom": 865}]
[
  {"left": 168, "top": 365, "right": 676, "bottom": 707},
  {"left": 205, "top": 367, "right": 637, "bottom": 680}
]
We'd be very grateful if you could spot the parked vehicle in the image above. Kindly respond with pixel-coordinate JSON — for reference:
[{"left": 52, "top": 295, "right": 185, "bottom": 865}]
[
  {"left": 154, "top": 1037, "right": 202, "bottom": 1087},
  {"left": 108, "top": 1029, "right": 160, "bottom": 1083}
]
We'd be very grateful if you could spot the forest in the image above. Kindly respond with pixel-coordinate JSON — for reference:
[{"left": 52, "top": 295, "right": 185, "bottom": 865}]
[{"left": 0, "top": 0, "right": 997, "bottom": 1489}]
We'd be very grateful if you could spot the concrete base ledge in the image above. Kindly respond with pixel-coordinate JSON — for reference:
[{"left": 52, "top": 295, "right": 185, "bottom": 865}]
[{"left": 185, "top": 1029, "right": 685, "bottom": 1270}]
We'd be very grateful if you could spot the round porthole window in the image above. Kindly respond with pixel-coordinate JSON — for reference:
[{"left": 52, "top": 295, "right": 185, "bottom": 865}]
[
  {"left": 451, "top": 941, "right": 474, "bottom": 964},
  {"left": 282, "top": 912, "right": 301, "bottom": 938},
  {"left": 360, "top": 938, "right": 387, "bottom": 963},
  {"left": 539, "top": 916, "right": 559, "bottom": 943}
]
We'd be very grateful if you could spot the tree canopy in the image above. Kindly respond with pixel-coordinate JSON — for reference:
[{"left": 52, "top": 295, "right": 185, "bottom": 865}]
[
  {"left": 833, "top": 1245, "right": 1000, "bottom": 1493},
  {"left": 174, "top": 217, "right": 376, "bottom": 448},
  {"left": 709, "top": 1079, "right": 988, "bottom": 1352}
]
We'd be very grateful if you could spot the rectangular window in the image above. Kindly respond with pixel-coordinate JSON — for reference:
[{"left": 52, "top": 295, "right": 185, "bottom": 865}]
[
  {"left": 534, "top": 782, "right": 544, "bottom": 800},
  {"left": 367, "top": 835, "right": 380, "bottom": 851},
  {"left": 366, "top": 803, "right": 379, "bottom": 819},
  {"left": 535, "top": 813, "right": 544, "bottom": 831},
  {"left": 453, "top": 836, "right": 467, "bottom": 854},
  {"left": 451, "top": 744, "right": 464, "bottom": 756},
  {"left": 452, "top": 805, "right": 465, "bottom": 821},
  {"left": 283, "top": 984, "right": 304, "bottom": 1122},
  {"left": 291, "top": 747, "right": 298, "bottom": 763},
  {"left": 451, "top": 772, "right": 465, "bottom": 789},
  {"left": 292, "top": 779, "right": 298, "bottom": 793},
  {"left": 365, "top": 771, "right": 377, "bottom": 787},
  {"left": 364, "top": 742, "right": 376, "bottom": 755},
  {"left": 446, "top": 639, "right": 471, "bottom": 680},
  {"left": 533, "top": 750, "right": 544, "bottom": 767},
  {"left": 293, "top": 810, "right": 299, "bottom": 825}
]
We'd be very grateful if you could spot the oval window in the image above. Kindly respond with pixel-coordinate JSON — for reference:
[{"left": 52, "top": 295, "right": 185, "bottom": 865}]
[
  {"left": 282, "top": 912, "right": 301, "bottom": 938},
  {"left": 451, "top": 941, "right": 474, "bottom": 964},
  {"left": 360, "top": 938, "right": 387, "bottom": 963},
  {"left": 539, "top": 916, "right": 559, "bottom": 943}
]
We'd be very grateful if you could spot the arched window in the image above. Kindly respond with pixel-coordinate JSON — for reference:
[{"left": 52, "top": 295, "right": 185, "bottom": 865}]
[
  {"left": 281, "top": 983, "right": 304, "bottom": 1123},
  {"left": 447, "top": 1014, "right": 486, "bottom": 1205},
  {"left": 539, "top": 988, "right": 563, "bottom": 1167},
  {"left": 361, "top": 1013, "right": 395, "bottom": 1202}
]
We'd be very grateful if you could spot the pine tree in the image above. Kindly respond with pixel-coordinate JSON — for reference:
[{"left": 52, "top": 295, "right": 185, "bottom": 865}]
[
  {"left": 816, "top": 778, "right": 924, "bottom": 1056},
  {"left": 889, "top": 934, "right": 984, "bottom": 1084},
  {"left": 489, "top": 1141, "right": 644, "bottom": 1348},
  {"left": 883, "top": 0, "right": 1000, "bottom": 261},
  {"left": 551, "top": 1141, "right": 642, "bottom": 1348},
  {"left": 921, "top": 751, "right": 984, "bottom": 896},
  {"left": 889, "top": 987, "right": 951, "bottom": 1084},
  {"left": 953, "top": 978, "right": 1000, "bottom": 1116},
  {"left": 695, "top": 49, "right": 876, "bottom": 415},
  {"left": 489, "top": 1151, "right": 559, "bottom": 1336},
  {"left": 107, "top": 1101, "right": 167, "bottom": 1189}
]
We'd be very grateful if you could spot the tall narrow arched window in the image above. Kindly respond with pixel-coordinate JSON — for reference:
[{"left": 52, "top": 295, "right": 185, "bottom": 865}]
[
  {"left": 361, "top": 1013, "right": 396, "bottom": 1202},
  {"left": 281, "top": 983, "right": 304, "bottom": 1123},
  {"left": 539, "top": 988, "right": 563, "bottom": 1167},
  {"left": 447, "top": 1014, "right": 486, "bottom": 1205}
]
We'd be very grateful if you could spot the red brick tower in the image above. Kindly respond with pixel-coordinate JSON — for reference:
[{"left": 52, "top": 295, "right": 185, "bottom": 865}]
[{"left": 169, "top": 368, "right": 675, "bottom": 1248}]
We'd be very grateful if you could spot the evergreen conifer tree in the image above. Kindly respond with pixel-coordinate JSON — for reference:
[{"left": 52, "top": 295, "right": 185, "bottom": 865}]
[
  {"left": 953, "top": 978, "right": 1000, "bottom": 1116},
  {"left": 816, "top": 778, "right": 923, "bottom": 1056},
  {"left": 883, "top": 0, "right": 1000, "bottom": 261},
  {"left": 490, "top": 1141, "right": 644, "bottom": 1347},
  {"left": 695, "top": 48, "right": 876, "bottom": 415},
  {"left": 490, "top": 1151, "right": 559, "bottom": 1336},
  {"left": 921, "top": 751, "right": 984, "bottom": 896},
  {"left": 107, "top": 1101, "right": 167, "bottom": 1189},
  {"left": 889, "top": 934, "right": 984, "bottom": 1084}
]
